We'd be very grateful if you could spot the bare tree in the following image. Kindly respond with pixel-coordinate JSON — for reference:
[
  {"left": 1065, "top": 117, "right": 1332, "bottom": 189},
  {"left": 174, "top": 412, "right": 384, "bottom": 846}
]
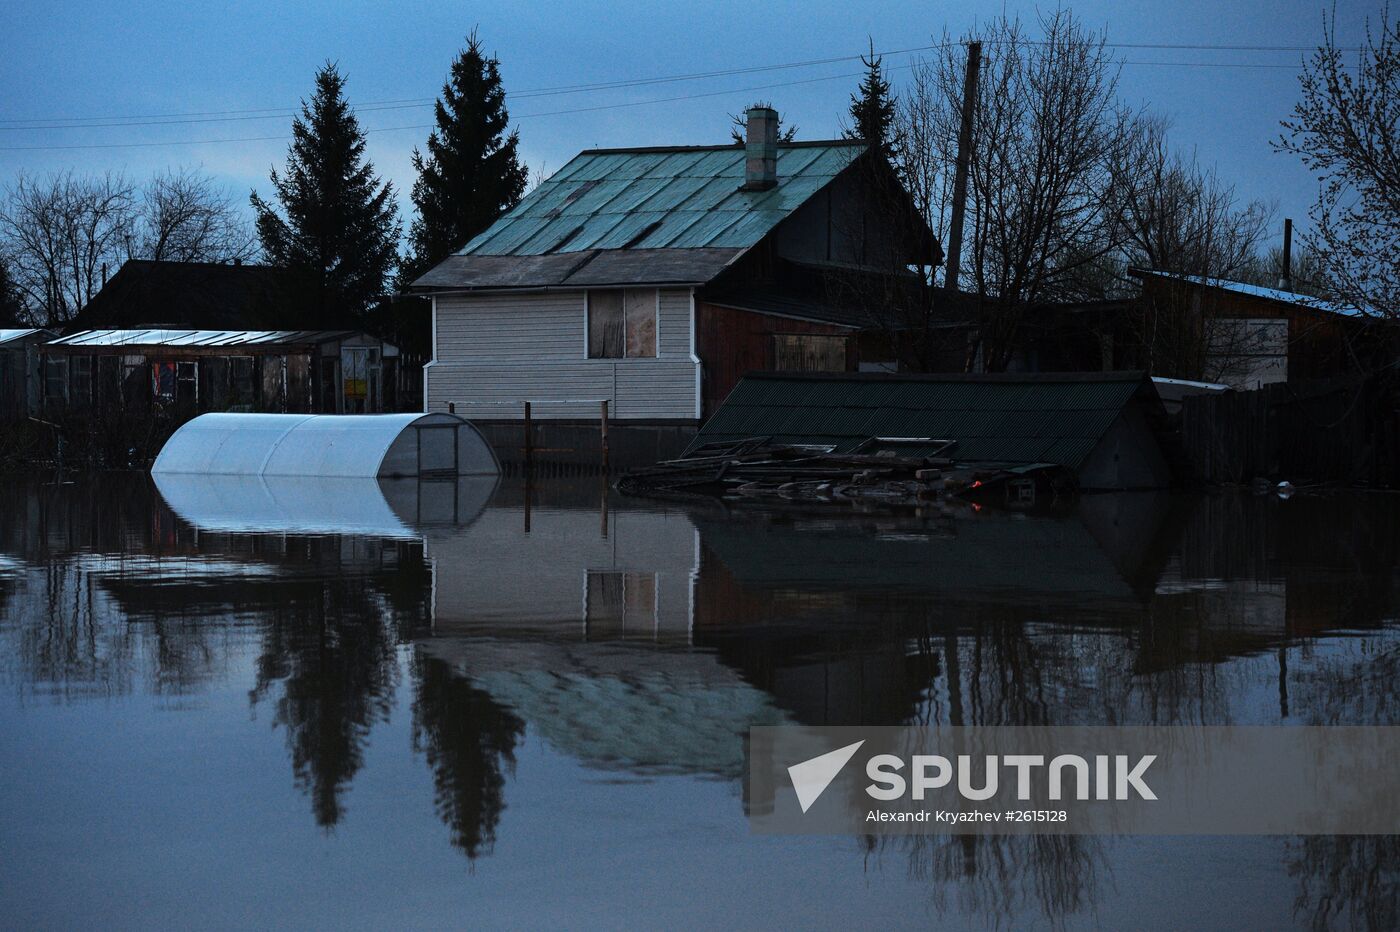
[
  {"left": 139, "top": 168, "right": 255, "bottom": 264},
  {"left": 0, "top": 171, "right": 137, "bottom": 325},
  {"left": 1107, "top": 116, "right": 1274, "bottom": 380},
  {"left": 0, "top": 168, "right": 256, "bottom": 325},
  {"left": 1277, "top": 5, "right": 1400, "bottom": 318},
  {"left": 1112, "top": 115, "right": 1271, "bottom": 281},
  {"left": 889, "top": 13, "right": 1137, "bottom": 370}
]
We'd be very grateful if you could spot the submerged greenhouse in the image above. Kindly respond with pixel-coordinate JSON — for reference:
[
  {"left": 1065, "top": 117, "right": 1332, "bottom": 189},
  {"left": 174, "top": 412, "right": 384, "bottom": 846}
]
[{"left": 151, "top": 412, "right": 500, "bottom": 478}]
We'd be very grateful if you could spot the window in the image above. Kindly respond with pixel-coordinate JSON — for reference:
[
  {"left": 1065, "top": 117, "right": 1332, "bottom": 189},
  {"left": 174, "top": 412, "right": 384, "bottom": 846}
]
[
  {"left": 229, "top": 357, "right": 255, "bottom": 409},
  {"left": 773, "top": 334, "right": 849, "bottom": 372},
  {"left": 588, "top": 289, "right": 657, "bottom": 359},
  {"left": 152, "top": 361, "right": 176, "bottom": 402},
  {"left": 70, "top": 356, "right": 92, "bottom": 405},
  {"left": 44, "top": 357, "right": 68, "bottom": 404},
  {"left": 152, "top": 361, "right": 197, "bottom": 405}
]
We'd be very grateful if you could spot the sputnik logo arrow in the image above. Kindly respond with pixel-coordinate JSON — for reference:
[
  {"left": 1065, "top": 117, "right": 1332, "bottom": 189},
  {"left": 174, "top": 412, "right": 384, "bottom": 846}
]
[{"left": 788, "top": 740, "right": 865, "bottom": 813}]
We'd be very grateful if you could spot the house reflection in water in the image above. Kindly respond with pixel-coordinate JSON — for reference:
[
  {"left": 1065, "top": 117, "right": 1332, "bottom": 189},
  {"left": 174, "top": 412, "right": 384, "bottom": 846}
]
[{"left": 2, "top": 475, "right": 1397, "bottom": 925}]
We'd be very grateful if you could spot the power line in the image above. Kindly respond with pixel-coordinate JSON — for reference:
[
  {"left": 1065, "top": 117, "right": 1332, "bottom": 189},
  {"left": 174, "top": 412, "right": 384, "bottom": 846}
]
[
  {"left": 0, "top": 38, "right": 1353, "bottom": 131},
  {"left": 0, "top": 52, "right": 1324, "bottom": 153},
  {"left": 0, "top": 44, "right": 950, "bottom": 131},
  {"left": 0, "top": 67, "right": 890, "bottom": 151}
]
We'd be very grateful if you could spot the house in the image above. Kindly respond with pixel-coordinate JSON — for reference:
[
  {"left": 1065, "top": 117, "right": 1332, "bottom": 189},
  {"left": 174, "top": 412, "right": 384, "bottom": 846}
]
[
  {"left": 411, "top": 106, "right": 939, "bottom": 450},
  {"left": 74, "top": 259, "right": 304, "bottom": 330},
  {"left": 0, "top": 328, "right": 55, "bottom": 420},
  {"left": 687, "top": 370, "right": 1177, "bottom": 490},
  {"left": 41, "top": 329, "right": 407, "bottom": 414},
  {"left": 1128, "top": 269, "right": 1387, "bottom": 389},
  {"left": 72, "top": 259, "right": 425, "bottom": 409}
]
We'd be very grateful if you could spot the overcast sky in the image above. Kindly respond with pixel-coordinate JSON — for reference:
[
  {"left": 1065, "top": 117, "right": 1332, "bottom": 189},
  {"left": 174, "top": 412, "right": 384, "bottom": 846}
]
[{"left": 0, "top": 0, "right": 1383, "bottom": 255}]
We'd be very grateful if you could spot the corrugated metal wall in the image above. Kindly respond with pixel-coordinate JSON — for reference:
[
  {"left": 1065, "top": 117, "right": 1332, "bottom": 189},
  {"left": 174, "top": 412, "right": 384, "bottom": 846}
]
[{"left": 427, "top": 288, "right": 700, "bottom": 421}]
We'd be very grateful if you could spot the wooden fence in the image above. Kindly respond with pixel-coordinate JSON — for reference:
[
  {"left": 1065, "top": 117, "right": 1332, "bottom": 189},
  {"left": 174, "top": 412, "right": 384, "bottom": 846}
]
[{"left": 1180, "top": 374, "right": 1400, "bottom": 486}]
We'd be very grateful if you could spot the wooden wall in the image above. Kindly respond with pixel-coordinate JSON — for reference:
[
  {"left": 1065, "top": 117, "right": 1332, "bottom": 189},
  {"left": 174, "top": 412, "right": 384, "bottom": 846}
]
[
  {"left": 1181, "top": 374, "right": 1400, "bottom": 486},
  {"left": 695, "top": 301, "right": 856, "bottom": 415}
]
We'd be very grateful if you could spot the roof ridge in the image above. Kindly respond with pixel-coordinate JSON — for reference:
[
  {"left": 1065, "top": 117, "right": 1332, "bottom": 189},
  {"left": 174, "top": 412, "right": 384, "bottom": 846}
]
[{"left": 580, "top": 139, "right": 865, "bottom": 156}]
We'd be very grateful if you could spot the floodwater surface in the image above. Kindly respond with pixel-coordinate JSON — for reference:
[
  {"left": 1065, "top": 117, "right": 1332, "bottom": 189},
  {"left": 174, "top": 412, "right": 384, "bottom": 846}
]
[{"left": 1, "top": 475, "right": 1397, "bottom": 930}]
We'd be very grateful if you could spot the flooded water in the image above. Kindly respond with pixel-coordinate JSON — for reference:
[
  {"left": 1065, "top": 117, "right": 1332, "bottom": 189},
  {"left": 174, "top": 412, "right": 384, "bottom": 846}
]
[{"left": 1, "top": 475, "right": 1397, "bottom": 930}]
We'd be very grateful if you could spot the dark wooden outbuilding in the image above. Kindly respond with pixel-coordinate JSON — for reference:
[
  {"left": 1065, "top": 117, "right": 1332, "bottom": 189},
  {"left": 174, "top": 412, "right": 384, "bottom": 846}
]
[{"left": 41, "top": 329, "right": 410, "bottom": 415}]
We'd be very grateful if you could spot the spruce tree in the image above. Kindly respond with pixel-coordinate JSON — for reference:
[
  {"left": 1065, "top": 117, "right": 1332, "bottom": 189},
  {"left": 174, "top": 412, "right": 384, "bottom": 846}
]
[
  {"left": 0, "top": 256, "right": 26, "bottom": 326},
  {"left": 404, "top": 31, "right": 527, "bottom": 282},
  {"left": 845, "top": 40, "right": 901, "bottom": 161},
  {"left": 251, "top": 62, "right": 400, "bottom": 325}
]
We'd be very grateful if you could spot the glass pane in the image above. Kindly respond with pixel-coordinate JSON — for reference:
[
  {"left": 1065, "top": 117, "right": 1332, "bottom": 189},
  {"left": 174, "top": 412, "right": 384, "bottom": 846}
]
[
  {"left": 624, "top": 289, "right": 657, "bottom": 358},
  {"left": 342, "top": 348, "right": 368, "bottom": 413},
  {"left": 588, "top": 291, "right": 624, "bottom": 358}
]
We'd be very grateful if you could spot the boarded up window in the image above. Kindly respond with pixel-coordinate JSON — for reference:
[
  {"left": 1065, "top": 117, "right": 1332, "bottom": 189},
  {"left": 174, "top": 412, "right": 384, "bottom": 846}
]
[
  {"left": 773, "top": 334, "right": 849, "bottom": 372},
  {"left": 624, "top": 289, "right": 657, "bottom": 358},
  {"left": 589, "top": 289, "right": 657, "bottom": 358}
]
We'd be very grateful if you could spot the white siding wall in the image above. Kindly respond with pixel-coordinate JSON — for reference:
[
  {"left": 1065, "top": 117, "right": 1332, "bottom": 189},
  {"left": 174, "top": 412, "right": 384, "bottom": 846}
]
[
  {"left": 426, "top": 288, "right": 699, "bottom": 420},
  {"left": 425, "top": 504, "right": 699, "bottom": 638}
]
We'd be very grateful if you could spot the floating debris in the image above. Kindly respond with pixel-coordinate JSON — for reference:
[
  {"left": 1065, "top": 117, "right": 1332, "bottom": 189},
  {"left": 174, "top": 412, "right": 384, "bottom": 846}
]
[{"left": 617, "top": 438, "right": 1075, "bottom": 507}]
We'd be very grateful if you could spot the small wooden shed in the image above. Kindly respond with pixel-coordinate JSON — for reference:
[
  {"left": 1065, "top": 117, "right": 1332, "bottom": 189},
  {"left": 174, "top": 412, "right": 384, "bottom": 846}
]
[
  {"left": 0, "top": 328, "right": 55, "bottom": 420},
  {"left": 41, "top": 329, "right": 407, "bottom": 414}
]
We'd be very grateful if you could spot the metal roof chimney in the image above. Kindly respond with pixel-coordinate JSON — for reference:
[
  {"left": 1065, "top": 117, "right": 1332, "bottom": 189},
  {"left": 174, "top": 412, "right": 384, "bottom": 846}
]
[{"left": 741, "top": 105, "right": 779, "bottom": 191}]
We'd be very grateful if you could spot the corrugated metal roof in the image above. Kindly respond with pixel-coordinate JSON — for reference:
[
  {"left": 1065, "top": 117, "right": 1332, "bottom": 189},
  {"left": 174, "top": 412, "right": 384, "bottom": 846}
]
[
  {"left": 1132, "top": 269, "right": 1367, "bottom": 317},
  {"left": 0, "top": 328, "right": 49, "bottom": 346},
  {"left": 46, "top": 329, "right": 360, "bottom": 348},
  {"left": 457, "top": 141, "right": 866, "bottom": 258},
  {"left": 690, "top": 371, "right": 1156, "bottom": 470}
]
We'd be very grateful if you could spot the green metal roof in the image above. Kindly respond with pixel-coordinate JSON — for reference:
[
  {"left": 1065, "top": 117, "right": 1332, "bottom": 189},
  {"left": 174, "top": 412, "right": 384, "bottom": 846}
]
[
  {"left": 459, "top": 141, "right": 867, "bottom": 257},
  {"left": 689, "top": 371, "right": 1156, "bottom": 469}
]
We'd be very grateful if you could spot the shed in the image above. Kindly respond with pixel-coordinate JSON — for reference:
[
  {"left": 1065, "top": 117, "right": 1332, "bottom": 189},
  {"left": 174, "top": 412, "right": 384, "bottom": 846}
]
[
  {"left": 42, "top": 328, "right": 409, "bottom": 414},
  {"left": 152, "top": 412, "right": 499, "bottom": 478},
  {"left": 689, "top": 371, "right": 1175, "bottom": 490},
  {"left": 0, "top": 328, "right": 55, "bottom": 419},
  {"left": 1128, "top": 268, "right": 1383, "bottom": 387}
]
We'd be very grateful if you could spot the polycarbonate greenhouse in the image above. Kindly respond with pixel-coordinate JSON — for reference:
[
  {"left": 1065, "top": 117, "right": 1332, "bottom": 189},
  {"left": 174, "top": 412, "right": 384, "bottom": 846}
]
[{"left": 152, "top": 412, "right": 499, "bottom": 478}]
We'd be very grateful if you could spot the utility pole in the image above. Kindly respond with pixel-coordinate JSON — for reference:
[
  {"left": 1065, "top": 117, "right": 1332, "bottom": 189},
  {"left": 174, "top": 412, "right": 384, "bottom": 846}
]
[{"left": 943, "top": 40, "right": 981, "bottom": 293}]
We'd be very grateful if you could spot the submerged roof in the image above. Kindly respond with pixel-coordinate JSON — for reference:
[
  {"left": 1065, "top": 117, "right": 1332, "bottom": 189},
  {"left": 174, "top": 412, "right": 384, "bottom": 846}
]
[
  {"left": 47, "top": 328, "right": 368, "bottom": 349},
  {"left": 1131, "top": 268, "right": 1367, "bottom": 318},
  {"left": 690, "top": 371, "right": 1156, "bottom": 468},
  {"left": 413, "top": 141, "right": 867, "bottom": 291}
]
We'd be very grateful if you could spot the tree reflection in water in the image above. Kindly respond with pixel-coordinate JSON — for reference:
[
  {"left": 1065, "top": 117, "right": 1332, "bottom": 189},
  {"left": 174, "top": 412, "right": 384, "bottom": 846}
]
[
  {"left": 3, "top": 475, "right": 1400, "bottom": 923},
  {"left": 411, "top": 654, "right": 525, "bottom": 859}
]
